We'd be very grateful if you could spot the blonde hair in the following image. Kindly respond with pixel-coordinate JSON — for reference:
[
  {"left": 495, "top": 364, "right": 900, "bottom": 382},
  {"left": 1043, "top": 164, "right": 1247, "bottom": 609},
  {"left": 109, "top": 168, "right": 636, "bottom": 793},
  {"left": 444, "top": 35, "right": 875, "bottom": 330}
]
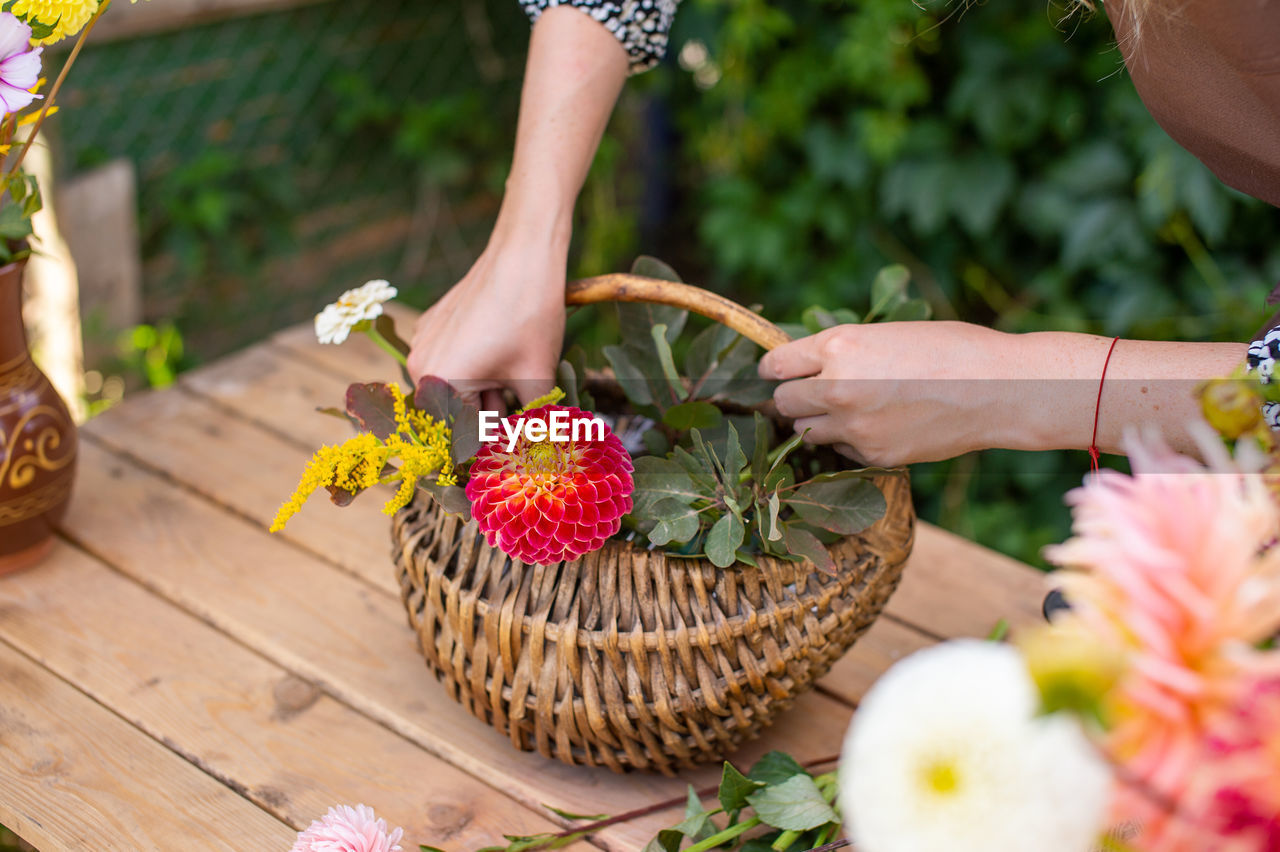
[{"left": 1064, "top": 0, "right": 1151, "bottom": 40}]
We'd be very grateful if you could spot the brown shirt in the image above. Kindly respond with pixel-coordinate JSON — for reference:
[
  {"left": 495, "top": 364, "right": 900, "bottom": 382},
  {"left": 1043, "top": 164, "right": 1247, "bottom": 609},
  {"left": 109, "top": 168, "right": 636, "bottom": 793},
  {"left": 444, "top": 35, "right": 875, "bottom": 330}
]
[{"left": 1108, "top": 0, "right": 1280, "bottom": 207}]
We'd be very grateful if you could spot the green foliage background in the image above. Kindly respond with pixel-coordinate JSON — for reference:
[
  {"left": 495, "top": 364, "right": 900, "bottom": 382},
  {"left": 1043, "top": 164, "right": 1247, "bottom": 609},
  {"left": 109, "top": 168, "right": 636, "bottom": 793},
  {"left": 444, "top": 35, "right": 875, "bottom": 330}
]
[{"left": 53, "top": 0, "right": 1280, "bottom": 568}]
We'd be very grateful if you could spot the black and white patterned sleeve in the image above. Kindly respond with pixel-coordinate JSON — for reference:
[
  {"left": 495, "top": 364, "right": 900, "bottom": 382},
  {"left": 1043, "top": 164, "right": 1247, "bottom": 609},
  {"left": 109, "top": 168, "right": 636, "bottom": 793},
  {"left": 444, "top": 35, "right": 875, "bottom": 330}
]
[
  {"left": 1247, "top": 327, "right": 1280, "bottom": 429},
  {"left": 519, "top": 0, "right": 681, "bottom": 74}
]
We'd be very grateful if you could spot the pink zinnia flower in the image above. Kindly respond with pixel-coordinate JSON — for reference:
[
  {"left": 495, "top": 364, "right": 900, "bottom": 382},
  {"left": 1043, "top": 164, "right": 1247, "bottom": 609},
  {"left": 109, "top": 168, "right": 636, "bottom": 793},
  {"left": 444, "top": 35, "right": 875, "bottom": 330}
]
[
  {"left": 1044, "top": 431, "right": 1280, "bottom": 847},
  {"left": 0, "top": 14, "right": 41, "bottom": 115},
  {"left": 465, "top": 404, "right": 633, "bottom": 565},
  {"left": 291, "top": 804, "right": 404, "bottom": 852}
]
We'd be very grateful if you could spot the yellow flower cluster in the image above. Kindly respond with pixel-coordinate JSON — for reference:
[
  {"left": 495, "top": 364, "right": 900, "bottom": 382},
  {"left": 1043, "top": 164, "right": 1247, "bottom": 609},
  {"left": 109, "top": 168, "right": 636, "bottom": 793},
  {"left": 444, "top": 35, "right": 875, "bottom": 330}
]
[
  {"left": 270, "top": 384, "right": 453, "bottom": 532},
  {"left": 518, "top": 387, "right": 566, "bottom": 414},
  {"left": 10, "top": 0, "right": 99, "bottom": 44}
]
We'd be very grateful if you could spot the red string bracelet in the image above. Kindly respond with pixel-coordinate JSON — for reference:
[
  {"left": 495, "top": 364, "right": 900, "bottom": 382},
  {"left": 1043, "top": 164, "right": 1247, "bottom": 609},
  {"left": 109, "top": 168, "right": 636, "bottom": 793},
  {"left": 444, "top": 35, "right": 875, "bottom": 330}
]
[{"left": 1088, "top": 337, "right": 1121, "bottom": 474}]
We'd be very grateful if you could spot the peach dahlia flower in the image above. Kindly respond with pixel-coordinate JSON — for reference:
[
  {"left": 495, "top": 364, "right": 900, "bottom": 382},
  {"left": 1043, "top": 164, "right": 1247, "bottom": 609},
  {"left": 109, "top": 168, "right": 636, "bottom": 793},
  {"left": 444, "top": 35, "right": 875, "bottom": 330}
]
[{"left": 1044, "top": 432, "right": 1280, "bottom": 849}]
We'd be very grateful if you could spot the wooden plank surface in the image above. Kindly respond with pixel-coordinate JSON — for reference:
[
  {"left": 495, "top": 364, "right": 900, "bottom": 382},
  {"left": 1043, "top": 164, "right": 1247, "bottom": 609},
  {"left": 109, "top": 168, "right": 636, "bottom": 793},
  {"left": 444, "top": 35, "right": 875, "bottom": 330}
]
[
  {"left": 0, "top": 541, "right": 561, "bottom": 850},
  {"left": 64, "top": 438, "right": 859, "bottom": 850},
  {"left": 0, "top": 640, "right": 297, "bottom": 852},
  {"left": 35, "top": 306, "right": 1047, "bottom": 850}
]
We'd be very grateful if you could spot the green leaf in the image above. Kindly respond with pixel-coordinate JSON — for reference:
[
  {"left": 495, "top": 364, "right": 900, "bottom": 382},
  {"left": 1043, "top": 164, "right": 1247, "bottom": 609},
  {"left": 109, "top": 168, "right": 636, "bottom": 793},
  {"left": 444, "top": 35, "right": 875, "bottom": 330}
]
[
  {"left": 767, "top": 430, "right": 807, "bottom": 479},
  {"left": 650, "top": 324, "right": 689, "bottom": 401},
  {"left": 631, "top": 456, "right": 701, "bottom": 512},
  {"left": 751, "top": 412, "right": 771, "bottom": 483},
  {"left": 0, "top": 200, "right": 33, "bottom": 241},
  {"left": 603, "top": 345, "right": 655, "bottom": 406},
  {"left": 801, "top": 468, "right": 896, "bottom": 485},
  {"left": 345, "top": 382, "right": 398, "bottom": 440},
  {"left": 543, "top": 805, "right": 609, "bottom": 822},
  {"left": 680, "top": 785, "right": 716, "bottom": 841},
  {"left": 420, "top": 481, "right": 471, "bottom": 520},
  {"left": 556, "top": 359, "right": 580, "bottom": 408},
  {"left": 722, "top": 422, "right": 748, "bottom": 483},
  {"left": 719, "top": 357, "right": 773, "bottom": 407},
  {"left": 420, "top": 846, "right": 447, "bottom": 852},
  {"left": 689, "top": 428, "right": 725, "bottom": 483},
  {"left": 642, "top": 830, "right": 683, "bottom": 852},
  {"left": 630, "top": 254, "right": 684, "bottom": 284},
  {"left": 647, "top": 498, "right": 701, "bottom": 546},
  {"left": 449, "top": 402, "right": 482, "bottom": 466},
  {"left": 780, "top": 524, "right": 836, "bottom": 575},
  {"left": 315, "top": 405, "right": 358, "bottom": 429},
  {"left": 616, "top": 288, "right": 687, "bottom": 349},
  {"left": 865, "top": 264, "right": 910, "bottom": 323},
  {"left": 662, "top": 400, "right": 723, "bottom": 431},
  {"left": 746, "top": 774, "right": 838, "bottom": 832},
  {"left": 684, "top": 321, "right": 739, "bottom": 383},
  {"left": 672, "top": 446, "right": 718, "bottom": 493},
  {"left": 26, "top": 17, "right": 56, "bottom": 40},
  {"left": 748, "top": 752, "right": 808, "bottom": 786},
  {"left": 883, "top": 297, "right": 932, "bottom": 323},
  {"left": 801, "top": 305, "right": 840, "bottom": 334},
  {"left": 705, "top": 514, "right": 745, "bottom": 568},
  {"left": 766, "top": 491, "right": 782, "bottom": 541},
  {"left": 763, "top": 462, "right": 795, "bottom": 492},
  {"left": 785, "top": 479, "right": 886, "bottom": 535},
  {"left": 641, "top": 427, "right": 671, "bottom": 456},
  {"left": 720, "top": 762, "right": 766, "bottom": 812}
]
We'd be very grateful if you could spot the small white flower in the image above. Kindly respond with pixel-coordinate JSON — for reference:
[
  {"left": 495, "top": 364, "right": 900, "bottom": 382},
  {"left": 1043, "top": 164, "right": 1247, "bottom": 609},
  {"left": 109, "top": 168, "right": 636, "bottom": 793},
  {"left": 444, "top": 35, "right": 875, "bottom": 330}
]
[
  {"left": 840, "top": 641, "right": 1111, "bottom": 852},
  {"left": 314, "top": 280, "right": 398, "bottom": 345}
]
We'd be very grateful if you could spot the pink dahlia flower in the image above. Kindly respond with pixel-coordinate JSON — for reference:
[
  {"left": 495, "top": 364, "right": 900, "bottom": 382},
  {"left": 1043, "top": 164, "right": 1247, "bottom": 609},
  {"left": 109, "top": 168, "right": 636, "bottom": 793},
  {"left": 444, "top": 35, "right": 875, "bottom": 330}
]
[
  {"left": 1044, "top": 431, "right": 1280, "bottom": 848},
  {"left": 0, "top": 14, "right": 41, "bottom": 115},
  {"left": 291, "top": 804, "right": 404, "bottom": 852},
  {"left": 465, "top": 404, "right": 634, "bottom": 565}
]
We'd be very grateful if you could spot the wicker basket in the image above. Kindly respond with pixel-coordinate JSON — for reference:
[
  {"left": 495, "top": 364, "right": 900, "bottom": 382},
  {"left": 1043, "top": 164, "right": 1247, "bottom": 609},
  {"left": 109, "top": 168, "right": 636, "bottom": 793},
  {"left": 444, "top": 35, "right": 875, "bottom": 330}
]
[{"left": 392, "top": 275, "right": 916, "bottom": 774}]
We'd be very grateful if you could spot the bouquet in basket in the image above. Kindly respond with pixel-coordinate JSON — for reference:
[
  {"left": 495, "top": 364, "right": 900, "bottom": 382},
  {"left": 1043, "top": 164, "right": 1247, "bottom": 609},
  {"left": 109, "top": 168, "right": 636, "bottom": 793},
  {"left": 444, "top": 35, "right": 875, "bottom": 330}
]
[{"left": 271, "top": 257, "right": 929, "bottom": 571}]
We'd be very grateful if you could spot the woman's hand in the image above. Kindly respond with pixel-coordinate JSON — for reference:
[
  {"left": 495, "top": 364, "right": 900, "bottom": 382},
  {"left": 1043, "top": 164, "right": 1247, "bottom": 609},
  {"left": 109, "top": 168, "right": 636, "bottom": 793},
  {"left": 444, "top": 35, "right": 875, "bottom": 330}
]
[
  {"left": 406, "top": 5, "right": 629, "bottom": 409},
  {"left": 407, "top": 231, "right": 566, "bottom": 408},
  {"left": 758, "top": 321, "right": 1045, "bottom": 466}
]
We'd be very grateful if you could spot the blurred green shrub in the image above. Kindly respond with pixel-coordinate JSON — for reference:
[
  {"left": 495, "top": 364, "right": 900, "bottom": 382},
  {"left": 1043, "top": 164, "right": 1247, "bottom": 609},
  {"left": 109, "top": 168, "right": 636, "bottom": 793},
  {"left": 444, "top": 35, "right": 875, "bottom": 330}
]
[{"left": 575, "top": 0, "right": 1279, "bottom": 566}]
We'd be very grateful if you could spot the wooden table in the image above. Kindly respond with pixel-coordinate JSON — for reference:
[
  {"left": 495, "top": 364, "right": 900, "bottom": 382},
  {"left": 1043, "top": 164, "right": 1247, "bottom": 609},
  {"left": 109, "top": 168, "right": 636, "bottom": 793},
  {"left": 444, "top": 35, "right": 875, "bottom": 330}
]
[{"left": 0, "top": 305, "right": 1050, "bottom": 851}]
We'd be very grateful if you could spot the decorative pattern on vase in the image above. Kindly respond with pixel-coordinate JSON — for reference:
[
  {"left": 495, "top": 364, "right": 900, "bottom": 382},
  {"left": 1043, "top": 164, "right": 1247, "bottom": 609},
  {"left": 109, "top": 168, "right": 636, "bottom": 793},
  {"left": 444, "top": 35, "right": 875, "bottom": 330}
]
[{"left": 0, "top": 259, "right": 78, "bottom": 568}]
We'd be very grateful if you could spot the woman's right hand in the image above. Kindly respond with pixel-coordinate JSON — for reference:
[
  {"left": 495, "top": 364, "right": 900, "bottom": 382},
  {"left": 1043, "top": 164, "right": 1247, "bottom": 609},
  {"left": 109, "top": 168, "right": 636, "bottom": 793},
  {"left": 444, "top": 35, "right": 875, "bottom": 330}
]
[{"left": 407, "top": 229, "right": 567, "bottom": 409}]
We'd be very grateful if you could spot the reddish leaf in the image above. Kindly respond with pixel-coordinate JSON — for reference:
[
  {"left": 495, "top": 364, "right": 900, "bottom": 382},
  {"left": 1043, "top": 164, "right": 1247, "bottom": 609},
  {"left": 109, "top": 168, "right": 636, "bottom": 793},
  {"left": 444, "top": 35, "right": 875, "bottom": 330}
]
[
  {"left": 345, "top": 382, "right": 398, "bottom": 440},
  {"left": 414, "top": 375, "right": 455, "bottom": 421},
  {"left": 326, "top": 483, "right": 358, "bottom": 507},
  {"left": 450, "top": 402, "right": 481, "bottom": 465},
  {"left": 781, "top": 524, "right": 837, "bottom": 575}
]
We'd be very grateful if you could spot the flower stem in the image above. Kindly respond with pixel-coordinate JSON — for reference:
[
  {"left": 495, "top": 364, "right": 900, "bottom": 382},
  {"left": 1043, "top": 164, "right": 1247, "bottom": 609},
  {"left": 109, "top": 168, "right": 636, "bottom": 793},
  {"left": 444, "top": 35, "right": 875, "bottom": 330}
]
[
  {"left": 6, "top": 0, "right": 112, "bottom": 182},
  {"left": 771, "top": 828, "right": 802, "bottom": 851},
  {"left": 365, "top": 326, "right": 409, "bottom": 368},
  {"left": 685, "top": 817, "right": 760, "bottom": 852}
]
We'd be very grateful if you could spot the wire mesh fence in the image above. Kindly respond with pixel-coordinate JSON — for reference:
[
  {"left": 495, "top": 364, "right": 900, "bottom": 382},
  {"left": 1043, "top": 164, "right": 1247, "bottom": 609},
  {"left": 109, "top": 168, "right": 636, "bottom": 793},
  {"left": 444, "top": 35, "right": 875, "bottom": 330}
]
[{"left": 49, "top": 0, "right": 530, "bottom": 360}]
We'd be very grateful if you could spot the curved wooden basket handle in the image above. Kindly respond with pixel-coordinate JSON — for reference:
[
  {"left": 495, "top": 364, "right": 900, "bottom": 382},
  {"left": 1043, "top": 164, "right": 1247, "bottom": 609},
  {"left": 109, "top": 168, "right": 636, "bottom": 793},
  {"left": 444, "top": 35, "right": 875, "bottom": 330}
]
[{"left": 566, "top": 274, "right": 792, "bottom": 352}]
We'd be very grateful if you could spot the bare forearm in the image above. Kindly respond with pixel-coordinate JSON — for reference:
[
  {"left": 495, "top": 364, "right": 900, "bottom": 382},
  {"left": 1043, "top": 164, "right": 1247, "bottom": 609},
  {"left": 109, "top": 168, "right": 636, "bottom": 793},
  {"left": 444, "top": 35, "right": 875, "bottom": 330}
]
[
  {"left": 1009, "top": 333, "right": 1247, "bottom": 457},
  {"left": 496, "top": 6, "right": 629, "bottom": 247}
]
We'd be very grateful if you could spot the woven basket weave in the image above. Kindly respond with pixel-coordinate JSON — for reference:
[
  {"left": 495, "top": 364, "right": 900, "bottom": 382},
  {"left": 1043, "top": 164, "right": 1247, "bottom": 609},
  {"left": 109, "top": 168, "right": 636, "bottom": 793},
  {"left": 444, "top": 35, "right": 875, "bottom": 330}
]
[{"left": 392, "top": 275, "right": 916, "bottom": 774}]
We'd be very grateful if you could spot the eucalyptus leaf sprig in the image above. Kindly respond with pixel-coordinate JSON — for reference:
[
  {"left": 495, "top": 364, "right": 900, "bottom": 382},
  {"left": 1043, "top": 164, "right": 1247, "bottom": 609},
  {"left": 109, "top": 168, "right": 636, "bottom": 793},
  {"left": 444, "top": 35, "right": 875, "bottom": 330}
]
[
  {"left": 420, "top": 752, "right": 847, "bottom": 852},
  {"left": 630, "top": 415, "right": 888, "bottom": 570}
]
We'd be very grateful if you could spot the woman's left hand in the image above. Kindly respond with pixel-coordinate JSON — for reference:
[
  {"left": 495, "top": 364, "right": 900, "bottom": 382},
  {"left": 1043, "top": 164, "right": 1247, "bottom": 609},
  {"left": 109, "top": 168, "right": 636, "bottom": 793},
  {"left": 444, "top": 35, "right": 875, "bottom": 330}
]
[{"left": 758, "top": 321, "right": 1037, "bottom": 466}]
